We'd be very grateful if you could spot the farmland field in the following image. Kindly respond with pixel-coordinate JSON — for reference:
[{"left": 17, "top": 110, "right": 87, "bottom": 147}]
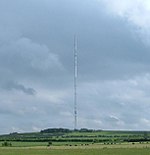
[
  {"left": 0, "top": 129, "right": 150, "bottom": 154},
  {"left": 0, "top": 147, "right": 150, "bottom": 155}
]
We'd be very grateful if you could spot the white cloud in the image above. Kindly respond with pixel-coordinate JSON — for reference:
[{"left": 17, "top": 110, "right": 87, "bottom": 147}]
[
  {"left": 77, "top": 73, "right": 150, "bottom": 130},
  {"left": 101, "top": 0, "right": 150, "bottom": 44}
]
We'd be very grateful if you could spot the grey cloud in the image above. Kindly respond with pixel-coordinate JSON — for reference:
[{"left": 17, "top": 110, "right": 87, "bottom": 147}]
[
  {"left": 0, "top": 36, "right": 65, "bottom": 91},
  {"left": 75, "top": 73, "right": 150, "bottom": 130},
  {"left": 2, "top": 81, "right": 36, "bottom": 95},
  {"left": 0, "top": 0, "right": 150, "bottom": 133},
  {"left": 1, "top": 0, "right": 149, "bottom": 82}
]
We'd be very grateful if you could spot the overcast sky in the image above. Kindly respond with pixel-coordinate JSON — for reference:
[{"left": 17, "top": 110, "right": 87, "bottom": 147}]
[{"left": 1, "top": 0, "right": 150, "bottom": 134}]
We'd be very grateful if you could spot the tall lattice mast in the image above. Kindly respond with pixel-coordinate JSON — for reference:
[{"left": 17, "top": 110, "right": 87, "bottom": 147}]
[{"left": 74, "top": 36, "right": 78, "bottom": 130}]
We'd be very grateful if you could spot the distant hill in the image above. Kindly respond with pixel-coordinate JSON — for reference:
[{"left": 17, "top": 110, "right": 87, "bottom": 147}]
[{"left": 0, "top": 128, "right": 150, "bottom": 143}]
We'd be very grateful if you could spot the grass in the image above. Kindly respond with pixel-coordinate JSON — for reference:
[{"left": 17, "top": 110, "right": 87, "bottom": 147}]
[
  {"left": 0, "top": 141, "right": 149, "bottom": 147},
  {"left": 0, "top": 129, "right": 150, "bottom": 154},
  {"left": 0, "top": 147, "right": 149, "bottom": 155}
]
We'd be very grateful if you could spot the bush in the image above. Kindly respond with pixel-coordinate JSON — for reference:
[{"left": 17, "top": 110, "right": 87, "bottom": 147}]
[
  {"left": 47, "top": 141, "right": 52, "bottom": 147},
  {"left": 2, "top": 141, "right": 12, "bottom": 147}
]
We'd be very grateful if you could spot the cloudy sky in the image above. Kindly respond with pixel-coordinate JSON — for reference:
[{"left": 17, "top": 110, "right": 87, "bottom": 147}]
[{"left": 1, "top": 0, "right": 150, "bottom": 134}]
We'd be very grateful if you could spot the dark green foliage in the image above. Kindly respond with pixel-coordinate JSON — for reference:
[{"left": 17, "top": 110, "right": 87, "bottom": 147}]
[
  {"left": 2, "top": 141, "right": 12, "bottom": 147},
  {"left": 41, "top": 128, "right": 71, "bottom": 133},
  {"left": 47, "top": 141, "right": 52, "bottom": 147}
]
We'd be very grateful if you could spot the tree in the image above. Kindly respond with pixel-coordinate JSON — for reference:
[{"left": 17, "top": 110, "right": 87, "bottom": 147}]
[
  {"left": 143, "top": 132, "right": 148, "bottom": 140},
  {"left": 2, "top": 141, "right": 12, "bottom": 147},
  {"left": 47, "top": 141, "right": 52, "bottom": 147}
]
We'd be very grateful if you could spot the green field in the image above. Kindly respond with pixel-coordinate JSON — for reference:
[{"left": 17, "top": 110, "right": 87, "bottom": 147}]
[
  {"left": 0, "top": 142, "right": 150, "bottom": 155},
  {"left": 0, "top": 147, "right": 149, "bottom": 155},
  {"left": 1, "top": 129, "right": 150, "bottom": 144},
  {"left": 0, "top": 129, "right": 150, "bottom": 154}
]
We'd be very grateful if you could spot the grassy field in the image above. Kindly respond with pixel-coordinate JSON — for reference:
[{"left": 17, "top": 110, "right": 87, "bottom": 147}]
[
  {"left": 0, "top": 129, "right": 150, "bottom": 154},
  {"left": 0, "top": 143, "right": 150, "bottom": 155},
  {"left": 0, "top": 147, "right": 149, "bottom": 155}
]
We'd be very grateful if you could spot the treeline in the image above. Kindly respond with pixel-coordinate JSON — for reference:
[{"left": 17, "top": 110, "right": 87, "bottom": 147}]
[
  {"left": 0, "top": 138, "right": 109, "bottom": 143},
  {"left": 1, "top": 137, "right": 150, "bottom": 143},
  {"left": 40, "top": 128, "right": 102, "bottom": 133},
  {"left": 40, "top": 128, "right": 71, "bottom": 133}
]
